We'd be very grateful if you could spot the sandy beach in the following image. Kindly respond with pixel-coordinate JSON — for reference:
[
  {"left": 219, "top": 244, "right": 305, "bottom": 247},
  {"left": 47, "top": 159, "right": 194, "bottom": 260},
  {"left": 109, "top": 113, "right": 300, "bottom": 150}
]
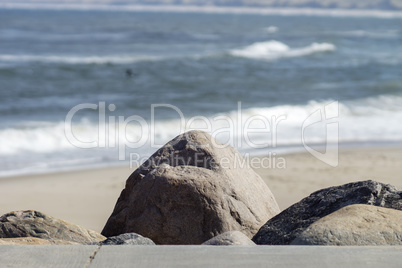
[{"left": 1, "top": 146, "right": 401, "bottom": 233}]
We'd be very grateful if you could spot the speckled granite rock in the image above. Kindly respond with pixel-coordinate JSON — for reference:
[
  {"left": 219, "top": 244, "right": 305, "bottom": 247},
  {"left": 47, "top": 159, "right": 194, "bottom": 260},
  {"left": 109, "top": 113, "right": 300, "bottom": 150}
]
[
  {"left": 253, "top": 180, "right": 402, "bottom": 245},
  {"left": 291, "top": 204, "right": 402, "bottom": 245},
  {"left": 202, "top": 231, "right": 256, "bottom": 246},
  {"left": 101, "top": 233, "right": 155, "bottom": 245},
  {"left": 0, "top": 210, "right": 105, "bottom": 244},
  {"left": 0, "top": 237, "right": 79, "bottom": 245},
  {"left": 102, "top": 130, "right": 279, "bottom": 245}
]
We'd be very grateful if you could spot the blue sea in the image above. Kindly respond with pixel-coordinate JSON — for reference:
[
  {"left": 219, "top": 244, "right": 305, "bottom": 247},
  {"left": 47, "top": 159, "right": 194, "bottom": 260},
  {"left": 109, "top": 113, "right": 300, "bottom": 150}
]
[{"left": 0, "top": 7, "right": 402, "bottom": 176}]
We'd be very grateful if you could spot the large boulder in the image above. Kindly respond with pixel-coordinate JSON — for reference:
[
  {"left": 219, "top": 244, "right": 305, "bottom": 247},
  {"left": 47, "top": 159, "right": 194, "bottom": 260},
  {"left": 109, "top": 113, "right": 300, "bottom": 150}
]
[
  {"left": 101, "top": 233, "right": 155, "bottom": 245},
  {"left": 102, "top": 130, "right": 279, "bottom": 244},
  {"left": 0, "top": 210, "right": 106, "bottom": 244},
  {"left": 253, "top": 180, "right": 402, "bottom": 245},
  {"left": 202, "top": 231, "right": 256, "bottom": 246},
  {"left": 291, "top": 204, "right": 402, "bottom": 246}
]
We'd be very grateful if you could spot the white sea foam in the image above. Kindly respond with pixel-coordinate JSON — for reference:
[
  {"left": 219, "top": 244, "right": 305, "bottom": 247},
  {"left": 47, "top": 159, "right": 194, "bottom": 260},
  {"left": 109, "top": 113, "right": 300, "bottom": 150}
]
[
  {"left": 230, "top": 40, "right": 335, "bottom": 60},
  {"left": 264, "top": 26, "right": 278, "bottom": 33},
  {"left": 1, "top": 94, "right": 401, "bottom": 158},
  {"left": 336, "top": 30, "right": 400, "bottom": 38},
  {"left": 0, "top": 54, "right": 160, "bottom": 65},
  {"left": 1, "top": 94, "right": 402, "bottom": 176}
]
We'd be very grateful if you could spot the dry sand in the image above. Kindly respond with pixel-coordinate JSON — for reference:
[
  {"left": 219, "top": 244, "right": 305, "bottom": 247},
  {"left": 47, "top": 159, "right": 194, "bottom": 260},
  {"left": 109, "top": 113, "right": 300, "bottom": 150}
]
[{"left": 0, "top": 146, "right": 401, "bottom": 233}]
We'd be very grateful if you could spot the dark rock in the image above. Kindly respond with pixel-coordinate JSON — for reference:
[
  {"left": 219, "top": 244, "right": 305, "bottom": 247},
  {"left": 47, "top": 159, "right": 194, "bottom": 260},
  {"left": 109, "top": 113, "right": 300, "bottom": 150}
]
[
  {"left": 291, "top": 204, "right": 402, "bottom": 246},
  {"left": 253, "top": 180, "right": 402, "bottom": 245},
  {"left": 202, "top": 231, "right": 256, "bottom": 246},
  {"left": 102, "top": 130, "right": 279, "bottom": 245},
  {"left": 101, "top": 233, "right": 155, "bottom": 245},
  {"left": 0, "top": 210, "right": 106, "bottom": 244}
]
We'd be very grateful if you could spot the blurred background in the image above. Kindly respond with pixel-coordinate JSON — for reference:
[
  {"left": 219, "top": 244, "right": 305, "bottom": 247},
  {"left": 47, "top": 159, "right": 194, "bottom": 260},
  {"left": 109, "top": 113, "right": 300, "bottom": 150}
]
[{"left": 0, "top": 0, "right": 401, "bottom": 176}]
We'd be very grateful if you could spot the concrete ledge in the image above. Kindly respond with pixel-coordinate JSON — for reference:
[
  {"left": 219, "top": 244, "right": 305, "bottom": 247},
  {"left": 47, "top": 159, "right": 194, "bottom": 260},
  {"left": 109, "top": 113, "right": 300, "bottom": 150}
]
[
  {"left": 1, "top": 245, "right": 402, "bottom": 268},
  {"left": 0, "top": 245, "right": 98, "bottom": 268}
]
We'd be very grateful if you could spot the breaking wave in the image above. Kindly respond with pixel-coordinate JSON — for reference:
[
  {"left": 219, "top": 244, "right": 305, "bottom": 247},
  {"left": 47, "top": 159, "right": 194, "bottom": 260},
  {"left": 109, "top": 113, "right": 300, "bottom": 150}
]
[
  {"left": 1, "top": 94, "right": 401, "bottom": 156},
  {"left": 230, "top": 40, "right": 335, "bottom": 60}
]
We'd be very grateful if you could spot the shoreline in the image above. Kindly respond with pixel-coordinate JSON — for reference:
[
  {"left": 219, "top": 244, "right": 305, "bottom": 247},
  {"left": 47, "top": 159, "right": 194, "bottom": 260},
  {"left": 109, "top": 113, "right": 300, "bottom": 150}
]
[
  {"left": 2, "top": 140, "right": 401, "bottom": 179},
  {"left": 1, "top": 146, "right": 401, "bottom": 233}
]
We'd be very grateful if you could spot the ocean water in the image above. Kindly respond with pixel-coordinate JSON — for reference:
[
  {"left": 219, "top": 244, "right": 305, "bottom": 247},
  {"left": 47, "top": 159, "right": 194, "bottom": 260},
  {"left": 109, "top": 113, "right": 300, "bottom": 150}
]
[{"left": 0, "top": 8, "right": 401, "bottom": 176}]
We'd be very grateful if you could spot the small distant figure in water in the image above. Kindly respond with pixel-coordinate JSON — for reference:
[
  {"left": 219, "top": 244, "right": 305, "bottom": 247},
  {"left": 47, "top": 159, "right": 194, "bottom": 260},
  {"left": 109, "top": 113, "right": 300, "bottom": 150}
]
[{"left": 125, "top": 68, "right": 133, "bottom": 78}]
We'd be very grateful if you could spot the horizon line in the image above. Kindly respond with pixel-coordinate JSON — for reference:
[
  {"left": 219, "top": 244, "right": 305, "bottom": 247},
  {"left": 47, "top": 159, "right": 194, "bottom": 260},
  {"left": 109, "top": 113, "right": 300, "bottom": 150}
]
[{"left": 1, "top": 3, "right": 402, "bottom": 18}]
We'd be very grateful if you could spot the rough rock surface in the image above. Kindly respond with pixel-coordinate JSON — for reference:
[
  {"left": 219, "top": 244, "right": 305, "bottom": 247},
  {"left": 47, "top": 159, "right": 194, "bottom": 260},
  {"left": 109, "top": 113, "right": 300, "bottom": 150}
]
[
  {"left": 253, "top": 180, "right": 402, "bottom": 245},
  {"left": 102, "top": 130, "right": 279, "bottom": 245},
  {"left": 101, "top": 233, "right": 155, "bottom": 245},
  {"left": 202, "top": 231, "right": 256, "bottom": 246},
  {"left": 291, "top": 204, "right": 402, "bottom": 245},
  {"left": 0, "top": 210, "right": 106, "bottom": 244},
  {"left": 0, "top": 237, "right": 79, "bottom": 245}
]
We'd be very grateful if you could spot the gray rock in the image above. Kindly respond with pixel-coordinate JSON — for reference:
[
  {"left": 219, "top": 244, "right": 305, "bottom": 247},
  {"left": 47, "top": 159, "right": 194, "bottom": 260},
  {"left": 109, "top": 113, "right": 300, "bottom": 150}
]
[
  {"left": 101, "top": 233, "right": 155, "bottom": 245},
  {"left": 0, "top": 210, "right": 106, "bottom": 244},
  {"left": 202, "top": 231, "right": 256, "bottom": 246},
  {"left": 291, "top": 204, "right": 402, "bottom": 245},
  {"left": 253, "top": 180, "right": 402, "bottom": 245},
  {"left": 102, "top": 130, "right": 279, "bottom": 245}
]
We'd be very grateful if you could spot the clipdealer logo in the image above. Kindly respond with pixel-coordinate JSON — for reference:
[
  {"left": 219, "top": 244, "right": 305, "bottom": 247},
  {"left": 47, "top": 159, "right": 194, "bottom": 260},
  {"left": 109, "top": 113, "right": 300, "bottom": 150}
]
[
  {"left": 64, "top": 101, "right": 339, "bottom": 167},
  {"left": 302, "top": 101, "right": 339, "bottom": 167}
]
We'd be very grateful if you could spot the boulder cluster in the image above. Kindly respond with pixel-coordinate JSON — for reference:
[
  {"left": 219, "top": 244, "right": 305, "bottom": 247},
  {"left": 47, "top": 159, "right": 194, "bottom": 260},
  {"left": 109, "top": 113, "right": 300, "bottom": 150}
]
[{"left": 1, "top": 131, "right": 401, "bottom": 246}]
